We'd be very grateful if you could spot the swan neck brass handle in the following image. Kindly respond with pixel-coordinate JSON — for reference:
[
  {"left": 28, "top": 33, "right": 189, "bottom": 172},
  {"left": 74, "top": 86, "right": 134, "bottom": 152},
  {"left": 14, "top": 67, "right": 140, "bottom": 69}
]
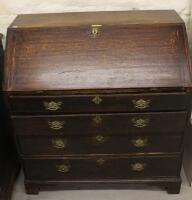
[
  {"left": 56, "top": 164, "right": 70, "bottom": 173},
  {"left": 95, "top": 135, "right": 105, "bottom": 143},
  {"left": 131, "top": 138, "right": 148, "bottom": 148},
  {"left": 48, "top": 120, "right": 65, "bottom": 130},
  {"left": 44, "top": 101, "right": 62, "bottom": 111},
  {"left": 52, "top": 138, "right": 67, "bottom": 149},
  {"left": 131, "top": 118, "right": 150, "bottom": 128},
  {"left": 132, "top": 99, "right": 150, "bottom": 109},
  {"left": 131, "top": 163, "right": 146, "bottom": 172}
]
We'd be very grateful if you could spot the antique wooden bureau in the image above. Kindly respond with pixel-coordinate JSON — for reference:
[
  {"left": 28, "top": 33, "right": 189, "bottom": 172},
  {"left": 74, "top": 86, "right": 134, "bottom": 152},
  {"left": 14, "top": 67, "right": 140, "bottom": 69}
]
[{"left": 3, "top": 10, "right": 192, "bottom": 194}]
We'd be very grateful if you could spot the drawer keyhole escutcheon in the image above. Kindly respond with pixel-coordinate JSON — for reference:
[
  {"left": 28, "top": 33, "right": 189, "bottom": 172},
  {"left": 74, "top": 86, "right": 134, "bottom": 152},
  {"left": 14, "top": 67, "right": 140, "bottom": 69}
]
[
  {"left": 48, "top": 120, "right": 65, "bottom": 130},
  {"left": 44, "top": 101, "right": 62, "bottom": 111},
  {"left": 92, "top": 95, "right": 102, "bottom": 104},
  {"left": 96, "top": 158, "right": 105, "bottom": 165},
  {"left": 56, "top": 164, "right": 70, "bottom": 173},
  {"left": 95, "top": 135, "right": 105, "bottom": 143},
  {"left": 91, "top": 24, "right": 102, "bottom": 38},
  {"left": 131, "top": 163, "right": 146, "bottom": 172},
  {"left": 52, "top": 138, "right": 67, "bottom": 149},
  {"left": 131, "top": 138, "right": 148, "bottom": 148},
  {"left": 132, "top": 99, "right": 150, "bottom": 109},
  {"left": 93, "top": 115, "right": 102, "bottom": 125},
  {"left": 132, "top": 118, "right": 150, "bottom": 128}
]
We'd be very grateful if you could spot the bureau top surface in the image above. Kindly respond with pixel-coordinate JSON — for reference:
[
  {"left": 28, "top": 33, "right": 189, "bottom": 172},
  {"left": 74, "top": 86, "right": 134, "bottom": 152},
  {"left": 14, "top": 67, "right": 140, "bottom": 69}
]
[
  {"left": 9, "top": 10, "right": 183, "bottom": 28},
  {"left": 4, "top": 10, "right": 192, "bottom": 92}
]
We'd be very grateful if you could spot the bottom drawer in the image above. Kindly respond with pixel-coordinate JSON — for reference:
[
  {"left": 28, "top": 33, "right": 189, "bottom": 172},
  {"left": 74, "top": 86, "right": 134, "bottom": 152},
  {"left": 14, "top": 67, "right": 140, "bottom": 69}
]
[{"left": 23, "top": 156, "right": 180, "bottom": 180}]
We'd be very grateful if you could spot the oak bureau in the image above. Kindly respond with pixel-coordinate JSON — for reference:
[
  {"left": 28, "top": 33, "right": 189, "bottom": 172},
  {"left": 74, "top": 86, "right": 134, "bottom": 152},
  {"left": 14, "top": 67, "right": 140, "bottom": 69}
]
[{"left": 3, "top": 10, "right": 192, "bottom": 194}]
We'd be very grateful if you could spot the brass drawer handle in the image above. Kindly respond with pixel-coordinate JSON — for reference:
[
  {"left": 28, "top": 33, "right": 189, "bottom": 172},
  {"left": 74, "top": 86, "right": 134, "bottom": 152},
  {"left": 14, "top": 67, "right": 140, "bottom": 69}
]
[
  {"left": 44, "top": 101, "right": 62, "bottom": 111},
  {"left": 131, "top": 163, "right": 146, "bottom": 172},
  {"left": 95, "top": 135, "right": 105, "bottom": 143},
  {"left": 48, "top": 120, "right": 65, "bottom": 130},
  {"left": 56, "top": 164, "right": 70, "bottom": 173},
  {"left": 96, "top": 158, "right": 105, "bottom": 165},
  {"left": 92, "top": 95, "right": 102, "bottom": 104},
  {"left": 131, "top": 138, "right": 148, "bottom": 148},
  {"left": 91, "top": 24, "right": 102, "bottom": 38},
  {"left": 131, "top": 118, "right": 150, "bottom": 128},
  {"left": 52, "top": 138, "right": 67, "bottom": 149},
  {"left": 132, "top": 99, "right": 151, "bottom": 109},
  {"left": 93, "top": 115, "right": 102, "bottom": 125}
]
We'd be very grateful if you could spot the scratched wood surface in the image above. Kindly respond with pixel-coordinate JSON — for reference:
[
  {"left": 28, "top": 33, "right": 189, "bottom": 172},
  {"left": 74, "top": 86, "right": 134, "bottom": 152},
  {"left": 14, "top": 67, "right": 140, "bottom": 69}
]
[{"left": 3, "top": 10, "right": 192, "bottom": 92}]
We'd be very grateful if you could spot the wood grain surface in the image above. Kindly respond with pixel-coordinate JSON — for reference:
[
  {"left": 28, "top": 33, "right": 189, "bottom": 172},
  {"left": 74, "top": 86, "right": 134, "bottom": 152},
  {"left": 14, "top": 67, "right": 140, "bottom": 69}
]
[{"left": 3, "top": 10, "right": 192, "bottom": 91}]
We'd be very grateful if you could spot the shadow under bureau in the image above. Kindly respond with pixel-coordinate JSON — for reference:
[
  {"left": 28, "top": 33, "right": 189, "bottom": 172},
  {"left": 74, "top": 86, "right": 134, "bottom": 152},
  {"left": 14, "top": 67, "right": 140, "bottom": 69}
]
[{"left": 3, "top": 10, "right": 192, "bottom": 194}]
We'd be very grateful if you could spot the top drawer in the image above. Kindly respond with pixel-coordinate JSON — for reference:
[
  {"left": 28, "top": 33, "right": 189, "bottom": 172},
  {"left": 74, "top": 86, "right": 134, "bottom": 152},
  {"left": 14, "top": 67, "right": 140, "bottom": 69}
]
[{"left": 9, "top": 92, "right": 188, "bottom": 114}]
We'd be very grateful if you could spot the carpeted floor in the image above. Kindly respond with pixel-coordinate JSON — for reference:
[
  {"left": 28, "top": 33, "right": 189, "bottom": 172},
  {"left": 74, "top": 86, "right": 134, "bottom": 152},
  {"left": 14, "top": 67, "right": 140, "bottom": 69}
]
[{"left": 12, "top": 169, "right": 192, "bottom": 200}]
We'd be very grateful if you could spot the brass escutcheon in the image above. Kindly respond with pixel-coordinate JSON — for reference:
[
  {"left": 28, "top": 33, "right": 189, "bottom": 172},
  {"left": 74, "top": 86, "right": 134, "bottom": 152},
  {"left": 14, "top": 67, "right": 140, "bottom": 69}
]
[
  {"left": 92, "top": 95, "right": 102, "bottom": 105},
  {"left": 52, "top": 138, "right": 67, "bottom": 149},
  {"left": 48, "top": 120, "right": 65, "bottom": 130},
  {"left": 93, "top": 115, "right": 102, "bottom": 125},
  {"left": 132, "top": 99, "right": 151, "bottom": 109},
  {"left": 95, "top": 135, "right": 105, "bottom": 143},
  {"left": 131, "top": 118, "right": 150, "bottom": 128},
  {"left": 91, "top": 24, "right": 102, "bottom": 38},
  {"left": 131, "top": 163, "right": 146, "bottom": 172},
  {"left": 44, "top": 101, "right": 62, "bottom": 111},
  {"left": 96, "top": 158, "right": 105, "bottom": 165},
  {"left": 131, "top": 138, "right": 148, "bottom": 148},
  {"left": 56, "top": 164, "right": 70, "bottom": 173}
]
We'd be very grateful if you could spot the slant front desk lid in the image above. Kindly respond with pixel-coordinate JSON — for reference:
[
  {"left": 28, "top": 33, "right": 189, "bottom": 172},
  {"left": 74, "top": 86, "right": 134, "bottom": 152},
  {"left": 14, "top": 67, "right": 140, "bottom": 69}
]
[{"left": 3, "top": 10, "right": 192, "bottom": 92}]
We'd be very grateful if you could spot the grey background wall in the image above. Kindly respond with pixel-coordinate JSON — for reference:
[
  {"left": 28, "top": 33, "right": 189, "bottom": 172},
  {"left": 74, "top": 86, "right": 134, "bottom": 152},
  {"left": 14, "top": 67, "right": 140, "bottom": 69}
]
[{"left": 0, "top": 0, "right": 192, "bottom": 50}]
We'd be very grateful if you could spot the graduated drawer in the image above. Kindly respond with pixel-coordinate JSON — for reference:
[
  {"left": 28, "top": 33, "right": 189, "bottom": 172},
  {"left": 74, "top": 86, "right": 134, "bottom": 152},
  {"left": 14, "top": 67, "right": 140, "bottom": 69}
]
[
  {"left": 12, "top": 112, "right": 187, "bottom": 136},
  {"left": 18, "top": 135, "right": 182, "bottom": 156},
  {"left": 23, "top": 155, "right": 180, "bottom": 180},
  {"left": 9, "top": 92, "right": 188, "bottom": 114}
]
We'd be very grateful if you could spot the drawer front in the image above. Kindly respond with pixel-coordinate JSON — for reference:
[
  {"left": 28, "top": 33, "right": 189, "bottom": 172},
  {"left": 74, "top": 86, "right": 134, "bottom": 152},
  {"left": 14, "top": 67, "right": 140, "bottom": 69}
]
[
  {"left": 23, "top": 156, "right": 179, "bottom": 180},
  {"left": 12, "top": 112, "right": 187, "bottom": 136},
  {"left": 9, "top": 93, "right": 187, "bottom": 114},
  {"left": 18, "top": 135, "right": 182, "bottom": 156}
]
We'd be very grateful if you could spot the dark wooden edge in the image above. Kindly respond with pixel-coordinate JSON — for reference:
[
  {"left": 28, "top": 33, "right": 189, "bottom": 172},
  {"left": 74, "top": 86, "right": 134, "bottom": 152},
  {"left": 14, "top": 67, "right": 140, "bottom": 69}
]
[
  {"left": 183, "top": 83, "right": 192, "bottom": 185},
  {"left": 24, "top": 177, "right": 181, "bottom": 195},
  {"left": 181, "top": 23, "right": 192, "bottom": 86},
  {"left": 0, "top": 155, "right": 20, "bottom": 200},
  {"left": 183, "top": 119, "right": 192, "bottom": 185},
  {"left": 9, "top": 10, "right": 184, "bottom": 28},
  {"left": 3, "top": 87, "right": 191, "bottom": 96}
]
